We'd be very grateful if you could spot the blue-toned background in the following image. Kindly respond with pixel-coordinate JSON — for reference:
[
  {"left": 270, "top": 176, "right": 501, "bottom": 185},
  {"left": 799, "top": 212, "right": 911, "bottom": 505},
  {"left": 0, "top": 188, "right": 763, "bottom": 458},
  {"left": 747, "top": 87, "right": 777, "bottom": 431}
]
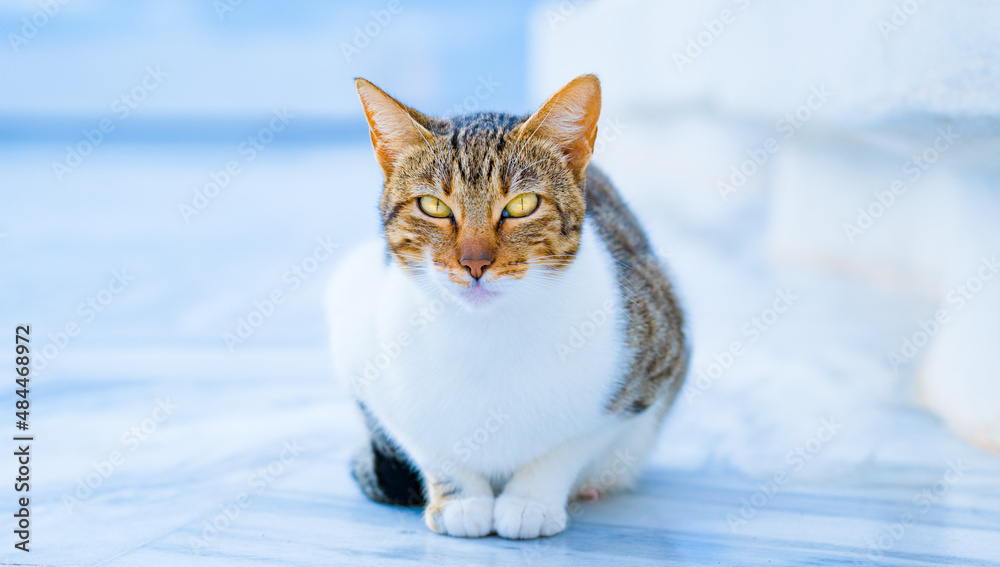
[
  {"left": 2, "top": 1, "right": 536, "bottom": 133},
  {"left": 1, "top": 0, "right": 539, "bottom": 365},
  {"left": 2, "top": 1, "right": 999, "bottom": 565}
]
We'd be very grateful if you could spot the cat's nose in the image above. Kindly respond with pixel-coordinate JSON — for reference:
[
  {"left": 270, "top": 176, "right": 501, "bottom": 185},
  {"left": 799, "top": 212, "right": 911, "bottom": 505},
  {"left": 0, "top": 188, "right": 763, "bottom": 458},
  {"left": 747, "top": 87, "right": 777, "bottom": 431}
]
[{"left": 461, "top": 257, "right": 493, "bottom": 280}]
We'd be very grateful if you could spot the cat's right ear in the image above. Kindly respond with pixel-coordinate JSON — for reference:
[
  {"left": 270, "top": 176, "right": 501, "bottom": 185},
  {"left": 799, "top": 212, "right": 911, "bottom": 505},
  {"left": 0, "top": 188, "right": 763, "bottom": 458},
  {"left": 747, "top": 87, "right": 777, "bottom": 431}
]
[
  {"left": 518, "top": 74, "right": 602, "bottom": 178},
  {"left": 355, "top": 78, "right": 434, "bottom": 178}
]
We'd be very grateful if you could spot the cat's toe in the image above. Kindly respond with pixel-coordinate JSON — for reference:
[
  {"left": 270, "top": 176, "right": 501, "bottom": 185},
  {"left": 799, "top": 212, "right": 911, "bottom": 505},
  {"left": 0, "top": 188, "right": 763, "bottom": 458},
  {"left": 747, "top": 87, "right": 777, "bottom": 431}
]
[
  {"left": 425, "top": 496, "right": 494, "bottom": 537},
  {"left": 494, "top": 495, "right": 567, "bottom": 539}
]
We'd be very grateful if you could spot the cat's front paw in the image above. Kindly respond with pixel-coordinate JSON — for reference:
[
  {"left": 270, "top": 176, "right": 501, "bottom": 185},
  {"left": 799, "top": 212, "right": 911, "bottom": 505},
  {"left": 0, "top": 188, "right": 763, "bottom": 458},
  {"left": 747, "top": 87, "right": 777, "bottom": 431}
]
[
  {"left": 425, "top": 496, "right": 494, "bottom": 538},
  {"left": 493, "top": 495, "right": 567, "bottom": 539}
]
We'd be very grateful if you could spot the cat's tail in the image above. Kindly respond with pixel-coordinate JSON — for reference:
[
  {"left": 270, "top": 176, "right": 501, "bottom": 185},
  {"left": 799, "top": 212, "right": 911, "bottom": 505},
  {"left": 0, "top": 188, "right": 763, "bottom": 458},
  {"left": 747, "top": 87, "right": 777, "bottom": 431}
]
[{"left": 351, "top": 413, "right": 426, "bottom": 507}]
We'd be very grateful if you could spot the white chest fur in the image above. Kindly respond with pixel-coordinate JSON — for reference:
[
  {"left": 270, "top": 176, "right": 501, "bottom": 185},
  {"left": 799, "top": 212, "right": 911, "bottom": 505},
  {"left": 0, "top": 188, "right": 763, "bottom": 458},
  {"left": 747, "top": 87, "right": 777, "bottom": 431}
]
[{"left": 327, "top": 219, "right": 628, "bottom": 479}]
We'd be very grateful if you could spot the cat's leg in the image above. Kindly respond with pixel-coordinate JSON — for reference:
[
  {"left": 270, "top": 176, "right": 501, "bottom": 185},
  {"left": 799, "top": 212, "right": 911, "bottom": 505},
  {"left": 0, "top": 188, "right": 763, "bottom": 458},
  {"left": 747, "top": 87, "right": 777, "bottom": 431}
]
[
  {"left": 350, "top": 407, "right": 426, "bottom": 507},
  {"left": 494, "top": 426, "right": 622, "bottom": 539},
  {"left": 572, "top": 405, "right": 663, "bottom": 501},
  {"left": 419, "top": 459, "right": 495, "bottom": 538}
]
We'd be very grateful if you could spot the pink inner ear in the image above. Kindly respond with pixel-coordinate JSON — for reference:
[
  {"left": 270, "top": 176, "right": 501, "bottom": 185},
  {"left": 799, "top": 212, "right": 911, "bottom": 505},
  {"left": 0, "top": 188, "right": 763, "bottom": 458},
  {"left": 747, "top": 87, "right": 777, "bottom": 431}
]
[
  {"left": 356, "top": 78, "right": 432, "bottom": 176},
  {"left": 522, "top": 75, "right": 602, "bottom": 172}
]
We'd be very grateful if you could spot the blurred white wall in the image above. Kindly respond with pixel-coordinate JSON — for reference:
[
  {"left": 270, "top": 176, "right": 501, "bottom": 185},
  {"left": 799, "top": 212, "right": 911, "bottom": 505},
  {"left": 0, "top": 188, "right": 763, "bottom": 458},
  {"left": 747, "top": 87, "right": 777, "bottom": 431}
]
[{"left": 530, "top": 0, "right": 1000, "bottom": 451}]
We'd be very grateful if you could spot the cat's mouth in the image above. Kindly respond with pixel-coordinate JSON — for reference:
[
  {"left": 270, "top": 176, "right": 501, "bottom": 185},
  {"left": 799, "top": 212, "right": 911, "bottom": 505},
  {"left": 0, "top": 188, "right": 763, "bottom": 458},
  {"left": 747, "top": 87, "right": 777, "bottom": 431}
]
[{"left": 457, "top": 281, "right": 501, "bottom": 307}]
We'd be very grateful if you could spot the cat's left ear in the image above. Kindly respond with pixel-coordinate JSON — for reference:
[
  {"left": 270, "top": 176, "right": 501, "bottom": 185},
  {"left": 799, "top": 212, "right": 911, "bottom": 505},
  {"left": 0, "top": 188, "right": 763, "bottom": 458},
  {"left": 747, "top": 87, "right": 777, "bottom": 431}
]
[
  {"left": 355, "top": 78, "right": 436, "bottom": 178},
  {"left": 518, "top": 74, "right": 602, "bottom": 176}
]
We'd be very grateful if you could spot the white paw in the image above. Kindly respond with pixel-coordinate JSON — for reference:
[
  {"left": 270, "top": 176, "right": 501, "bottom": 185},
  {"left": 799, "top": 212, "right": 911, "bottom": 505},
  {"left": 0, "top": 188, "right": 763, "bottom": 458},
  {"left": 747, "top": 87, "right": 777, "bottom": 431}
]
[
  {"left": 493, "top": 495, "right": 567, "bottom": 539},
  {"left": 425, "top": 496, "right": 494, "bottom": 538}
]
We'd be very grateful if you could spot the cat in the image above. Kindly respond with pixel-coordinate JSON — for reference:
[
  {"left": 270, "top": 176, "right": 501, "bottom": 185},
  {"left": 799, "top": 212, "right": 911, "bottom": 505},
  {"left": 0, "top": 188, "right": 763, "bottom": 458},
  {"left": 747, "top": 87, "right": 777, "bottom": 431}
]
[{"left": 326, "top": 74, "right": 688, "bottom": 539}]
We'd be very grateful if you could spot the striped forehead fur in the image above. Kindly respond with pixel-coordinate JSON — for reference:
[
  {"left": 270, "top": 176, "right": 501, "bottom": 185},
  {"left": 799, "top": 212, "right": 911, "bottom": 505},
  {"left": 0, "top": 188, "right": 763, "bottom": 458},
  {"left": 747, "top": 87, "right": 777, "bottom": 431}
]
[{"left": 378, "top": 109, "right": 588, "bottom": 278}]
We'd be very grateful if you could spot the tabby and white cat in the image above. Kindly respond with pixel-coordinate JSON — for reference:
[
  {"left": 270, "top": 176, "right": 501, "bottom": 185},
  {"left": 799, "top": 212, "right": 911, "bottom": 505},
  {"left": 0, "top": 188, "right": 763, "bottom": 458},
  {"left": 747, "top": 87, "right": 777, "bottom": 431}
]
[{"left": 326, "top": 75, "right": 687, "bottom": 539}]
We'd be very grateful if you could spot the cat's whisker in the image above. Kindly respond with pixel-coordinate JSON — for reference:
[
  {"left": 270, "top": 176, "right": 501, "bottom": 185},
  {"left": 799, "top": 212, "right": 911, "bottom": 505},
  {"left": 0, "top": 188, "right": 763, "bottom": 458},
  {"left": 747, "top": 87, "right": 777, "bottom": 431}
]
[
  {"left": 528, "top": 259, "right": 575, "bottom": 267},
  {"left": 531, "top": 254, "right": 575, "bottom": 261},
  {"left": 392, "top": 253, "right": 449, "bottom": 269},
  {"left": 529, "top": 261, "right": 644, "bottom": 312},
  {"left": 509, "top": 177, "right": 540, "bottom": 195},
  {"left": 526, "top": 254, "right": 642, "bottom": 291},
  {"left": 529, "top": 258, "right": 575, "bottom": 263},
  {"left": 508, "top": 158, "right": 553, "bottom": 188},
  {"left": 386, "top": 95, "right": 450, "bottom": 183},
  {"left": 529, "top": 256, "right": 574, "bottom": 262}
]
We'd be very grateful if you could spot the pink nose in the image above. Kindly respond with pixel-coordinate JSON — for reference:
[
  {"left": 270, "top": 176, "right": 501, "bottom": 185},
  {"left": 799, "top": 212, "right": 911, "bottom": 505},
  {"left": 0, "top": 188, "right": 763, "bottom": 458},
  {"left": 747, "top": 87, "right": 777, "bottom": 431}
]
[{"left": 461, "top": 257, "right": 493, "bottom": 279}]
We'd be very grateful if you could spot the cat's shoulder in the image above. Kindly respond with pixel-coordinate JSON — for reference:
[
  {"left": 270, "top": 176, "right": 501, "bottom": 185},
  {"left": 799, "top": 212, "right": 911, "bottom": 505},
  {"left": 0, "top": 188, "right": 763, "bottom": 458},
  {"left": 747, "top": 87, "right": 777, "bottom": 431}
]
[
  {"left": 583, "top": 166, "right": 688, "bottom": 415},
  {"left": 583, "top": 165, "right": 652, "bottom": 258}
]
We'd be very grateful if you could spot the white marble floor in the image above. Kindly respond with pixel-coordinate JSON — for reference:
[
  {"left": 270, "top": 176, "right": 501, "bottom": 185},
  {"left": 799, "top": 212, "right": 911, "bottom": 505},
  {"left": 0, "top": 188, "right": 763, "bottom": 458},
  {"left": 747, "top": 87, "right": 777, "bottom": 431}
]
[
  {"left": 10, "top": 376, "right": 1000, "bottom": 567},
  {"left": 2, "top": 144, "right": 999, "bottom": 566}
]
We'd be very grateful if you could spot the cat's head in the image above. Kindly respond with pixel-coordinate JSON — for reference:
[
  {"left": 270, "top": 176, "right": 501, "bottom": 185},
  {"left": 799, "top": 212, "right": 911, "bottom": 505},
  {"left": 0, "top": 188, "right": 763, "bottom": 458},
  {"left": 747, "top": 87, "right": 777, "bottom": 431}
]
[{"left": 356, "top": 74, "right": 601, "bottom": 310}]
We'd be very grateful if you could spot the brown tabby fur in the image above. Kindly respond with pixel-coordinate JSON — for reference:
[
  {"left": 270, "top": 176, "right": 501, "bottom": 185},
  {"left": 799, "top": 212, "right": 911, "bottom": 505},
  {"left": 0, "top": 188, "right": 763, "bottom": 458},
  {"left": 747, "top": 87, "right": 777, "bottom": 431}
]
[{"left": 355, "top": 74, "right": 686, "bottom": 419}]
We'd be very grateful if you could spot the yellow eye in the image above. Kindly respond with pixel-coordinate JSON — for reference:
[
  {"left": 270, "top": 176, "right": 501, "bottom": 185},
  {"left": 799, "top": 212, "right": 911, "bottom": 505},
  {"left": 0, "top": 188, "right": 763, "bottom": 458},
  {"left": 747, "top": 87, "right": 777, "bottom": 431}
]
[
  {"left": 503, "top": 193, "right": 539, "bottom": 218},
  {"left": 418, "top": 195, "right": 452, "bottom": 218}
]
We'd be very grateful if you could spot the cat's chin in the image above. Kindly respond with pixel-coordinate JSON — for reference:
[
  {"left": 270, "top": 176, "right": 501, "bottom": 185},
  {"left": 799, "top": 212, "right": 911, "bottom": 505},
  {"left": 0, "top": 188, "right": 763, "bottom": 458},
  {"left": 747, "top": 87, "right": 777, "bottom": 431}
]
[{"left": 452, "top": 282, "right": 503, "bottom": 311}]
